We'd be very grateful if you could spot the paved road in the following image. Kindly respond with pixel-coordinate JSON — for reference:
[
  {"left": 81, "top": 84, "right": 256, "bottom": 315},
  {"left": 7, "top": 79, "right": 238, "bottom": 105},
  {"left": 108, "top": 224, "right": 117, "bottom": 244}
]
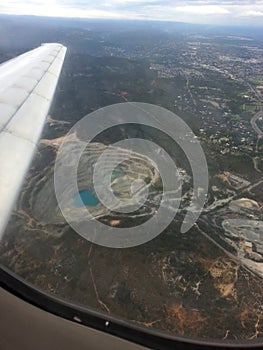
[{"left": 251, "top": 109, "right": 263, "bottom": 138}]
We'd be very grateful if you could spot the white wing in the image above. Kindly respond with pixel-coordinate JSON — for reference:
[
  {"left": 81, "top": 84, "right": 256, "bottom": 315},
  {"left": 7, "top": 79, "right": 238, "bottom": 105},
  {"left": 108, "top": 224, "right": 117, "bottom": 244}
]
[{"left": 0, "top": 43, "right": 67, "bottom": 238}]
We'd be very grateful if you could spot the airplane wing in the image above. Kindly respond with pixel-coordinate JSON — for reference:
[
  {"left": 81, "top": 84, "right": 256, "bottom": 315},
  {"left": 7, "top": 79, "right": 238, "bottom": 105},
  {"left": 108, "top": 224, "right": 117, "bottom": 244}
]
[{"left": 0, "top": 43, "right": 67, "bottom": 238}]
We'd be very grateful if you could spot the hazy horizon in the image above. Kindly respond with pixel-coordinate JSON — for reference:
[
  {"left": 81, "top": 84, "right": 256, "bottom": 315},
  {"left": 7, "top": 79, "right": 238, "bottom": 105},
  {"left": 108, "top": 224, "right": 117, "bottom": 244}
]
[{"left": 1, "top": 0, "right": 263, "bottom": 27}]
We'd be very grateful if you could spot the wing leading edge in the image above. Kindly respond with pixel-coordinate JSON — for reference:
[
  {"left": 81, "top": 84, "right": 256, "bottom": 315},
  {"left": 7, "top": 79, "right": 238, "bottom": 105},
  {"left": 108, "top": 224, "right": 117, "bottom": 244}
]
[{"left": 0, "top": 43, "right": 67, "bottom": 238}]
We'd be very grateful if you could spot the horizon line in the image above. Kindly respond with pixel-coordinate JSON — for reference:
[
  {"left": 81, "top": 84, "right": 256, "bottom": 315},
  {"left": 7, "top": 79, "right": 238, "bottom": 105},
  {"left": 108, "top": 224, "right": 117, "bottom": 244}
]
[{"left": 0, "top": 12, "right": 263, "bottom": 28}]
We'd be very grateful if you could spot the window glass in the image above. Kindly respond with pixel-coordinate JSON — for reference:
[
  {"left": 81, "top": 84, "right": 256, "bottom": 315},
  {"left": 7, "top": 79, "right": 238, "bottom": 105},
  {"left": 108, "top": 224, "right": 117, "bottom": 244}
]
[{"left": 0, "top": 10, "right": 262, "bottom": 345}]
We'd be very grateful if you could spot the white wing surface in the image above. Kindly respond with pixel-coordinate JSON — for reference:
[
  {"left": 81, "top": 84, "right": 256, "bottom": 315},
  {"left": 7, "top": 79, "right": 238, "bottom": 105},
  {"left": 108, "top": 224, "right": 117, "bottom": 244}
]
[{"left": 0, "top": 43, "right": 67, "bottom": 238}]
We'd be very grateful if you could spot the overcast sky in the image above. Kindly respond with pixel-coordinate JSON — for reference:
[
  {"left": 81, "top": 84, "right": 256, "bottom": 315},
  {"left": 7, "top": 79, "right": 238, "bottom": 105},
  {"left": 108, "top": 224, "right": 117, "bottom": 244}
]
[{"left": 1, "top": 0, "right": 263, "bottom": 26}]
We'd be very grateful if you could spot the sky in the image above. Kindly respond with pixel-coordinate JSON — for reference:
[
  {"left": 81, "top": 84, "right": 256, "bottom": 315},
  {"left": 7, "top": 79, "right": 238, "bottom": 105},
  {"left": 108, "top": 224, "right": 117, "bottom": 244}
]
[{"left": 1, "top": 0, "right": 263, "bottom": 26}]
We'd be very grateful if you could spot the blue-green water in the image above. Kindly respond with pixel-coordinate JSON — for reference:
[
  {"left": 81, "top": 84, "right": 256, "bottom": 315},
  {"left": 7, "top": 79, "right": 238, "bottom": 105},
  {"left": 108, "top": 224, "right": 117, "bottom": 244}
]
[{"left": 73, "top": 189, "right": 99, "bottom": 207}]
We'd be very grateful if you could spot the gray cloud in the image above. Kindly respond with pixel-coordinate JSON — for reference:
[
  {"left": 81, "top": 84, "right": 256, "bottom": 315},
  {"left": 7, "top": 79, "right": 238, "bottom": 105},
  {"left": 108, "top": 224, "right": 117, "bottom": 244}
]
[{"left": 0, "top": 0, "right": 263, "bottom": 25}]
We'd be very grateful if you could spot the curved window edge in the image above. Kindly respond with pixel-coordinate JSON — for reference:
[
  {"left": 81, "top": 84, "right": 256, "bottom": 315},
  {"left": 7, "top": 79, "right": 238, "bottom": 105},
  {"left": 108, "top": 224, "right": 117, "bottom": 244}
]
[{"left": 1, "top": 265, "right": 263, "bottom": 350}]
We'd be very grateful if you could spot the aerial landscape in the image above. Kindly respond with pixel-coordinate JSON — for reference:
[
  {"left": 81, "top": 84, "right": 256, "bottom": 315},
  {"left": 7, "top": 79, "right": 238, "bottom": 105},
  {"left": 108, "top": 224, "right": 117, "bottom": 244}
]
[{"left": 0, "top": 11, "right": 262, "bottom": 343}]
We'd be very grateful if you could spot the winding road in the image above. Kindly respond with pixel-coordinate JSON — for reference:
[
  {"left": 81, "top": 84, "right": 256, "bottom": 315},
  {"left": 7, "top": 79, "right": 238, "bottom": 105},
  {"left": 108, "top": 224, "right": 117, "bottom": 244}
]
[{"left": 251, "top": 109, "right": 263, "bottom": 138}]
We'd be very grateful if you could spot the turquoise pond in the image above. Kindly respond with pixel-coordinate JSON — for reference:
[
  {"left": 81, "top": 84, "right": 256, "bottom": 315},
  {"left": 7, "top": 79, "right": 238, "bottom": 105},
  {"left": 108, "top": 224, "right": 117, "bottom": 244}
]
[{"left": 73, "top": 189, "right": 99, "bottom": 207}]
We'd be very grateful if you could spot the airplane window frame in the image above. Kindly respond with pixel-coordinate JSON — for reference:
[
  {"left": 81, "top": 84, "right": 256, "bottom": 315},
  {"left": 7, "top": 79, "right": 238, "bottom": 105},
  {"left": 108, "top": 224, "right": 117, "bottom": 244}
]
[{"left": 1, "top": 265, "right": 262, "bottom": 350}]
